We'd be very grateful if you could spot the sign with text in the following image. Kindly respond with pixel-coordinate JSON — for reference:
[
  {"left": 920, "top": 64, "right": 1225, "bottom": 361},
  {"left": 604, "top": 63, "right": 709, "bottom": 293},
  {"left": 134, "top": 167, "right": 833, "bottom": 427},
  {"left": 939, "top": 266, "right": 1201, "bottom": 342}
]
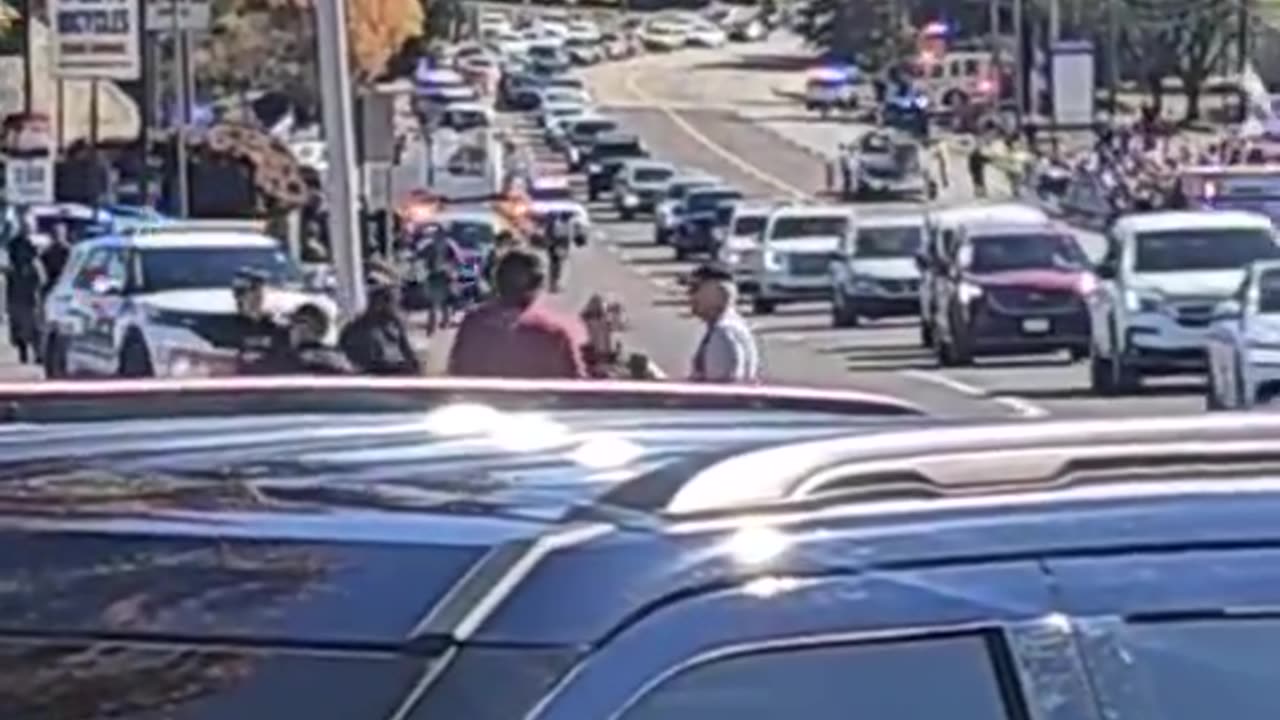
[
  {"left": 146, "top": 0, "right": 211, "bottom": 32},
  {"left": 5, "top": 159, "right": 56, "bottom": 205},
  {"left": 50, "top": 0, "right": 142, "bottom": 79}
]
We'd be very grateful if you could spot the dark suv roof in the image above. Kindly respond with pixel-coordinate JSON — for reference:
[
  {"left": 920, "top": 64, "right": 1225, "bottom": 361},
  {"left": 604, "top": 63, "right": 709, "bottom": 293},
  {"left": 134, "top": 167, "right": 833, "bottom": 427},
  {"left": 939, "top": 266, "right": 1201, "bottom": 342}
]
[{"left": 8, "top": 380, "right": 1280, "bottom": 718}]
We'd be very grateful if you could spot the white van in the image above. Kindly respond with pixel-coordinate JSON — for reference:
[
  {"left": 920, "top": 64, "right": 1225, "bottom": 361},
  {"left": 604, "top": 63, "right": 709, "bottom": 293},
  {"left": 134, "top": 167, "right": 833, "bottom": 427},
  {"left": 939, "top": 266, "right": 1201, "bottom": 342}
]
[{"left": 749, "top": 204, "right": 855, "bottom": 314}]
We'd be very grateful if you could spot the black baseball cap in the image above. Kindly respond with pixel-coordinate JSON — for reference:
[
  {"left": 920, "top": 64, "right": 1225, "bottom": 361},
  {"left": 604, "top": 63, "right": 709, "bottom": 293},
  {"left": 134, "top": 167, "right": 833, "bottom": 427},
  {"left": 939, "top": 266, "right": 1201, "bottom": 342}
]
[
  {"left": 687, "top": 261, "right": 734, "bottom": 286},
  {"left": 232, "top": 267, "right": 270, "bottom": 290}
]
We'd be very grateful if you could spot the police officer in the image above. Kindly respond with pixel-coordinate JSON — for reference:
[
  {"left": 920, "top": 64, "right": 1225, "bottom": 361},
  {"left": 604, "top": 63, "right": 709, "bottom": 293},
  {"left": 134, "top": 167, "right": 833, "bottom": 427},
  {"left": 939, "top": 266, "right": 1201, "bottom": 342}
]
[
  {"left": 231, "top": 268, "right": 287, "bottom": 375},
  {"left": 339, "top": 268, "right": 421, "bottom": 376},
  {"left": 257, "top": 305, "right": 352, "bottom": 374}
]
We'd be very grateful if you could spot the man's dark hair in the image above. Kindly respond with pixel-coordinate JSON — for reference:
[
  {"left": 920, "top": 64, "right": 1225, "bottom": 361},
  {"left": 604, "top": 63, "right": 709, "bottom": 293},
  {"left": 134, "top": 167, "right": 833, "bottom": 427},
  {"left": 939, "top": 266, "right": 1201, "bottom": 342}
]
[
  {"left": 494, "top": 248, "right": 545, "bottom": 301},
  {"left": 292, "top": 304, "right": 329, "bottom": 336}
]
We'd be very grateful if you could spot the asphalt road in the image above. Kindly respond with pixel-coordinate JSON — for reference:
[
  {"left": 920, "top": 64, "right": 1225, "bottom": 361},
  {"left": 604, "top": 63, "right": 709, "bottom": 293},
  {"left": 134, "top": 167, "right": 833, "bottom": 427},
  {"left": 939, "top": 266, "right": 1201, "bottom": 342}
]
[{"left": 510, "top": 37, "right": 1209, "bottom": 419}]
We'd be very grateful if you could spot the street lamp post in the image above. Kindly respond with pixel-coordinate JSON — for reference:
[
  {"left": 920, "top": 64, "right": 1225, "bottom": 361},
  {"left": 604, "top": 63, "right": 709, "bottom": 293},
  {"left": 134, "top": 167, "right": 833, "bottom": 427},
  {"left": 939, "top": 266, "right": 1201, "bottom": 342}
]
[{"left": 314, "top": 0, "right": 365, "bottom": 316}]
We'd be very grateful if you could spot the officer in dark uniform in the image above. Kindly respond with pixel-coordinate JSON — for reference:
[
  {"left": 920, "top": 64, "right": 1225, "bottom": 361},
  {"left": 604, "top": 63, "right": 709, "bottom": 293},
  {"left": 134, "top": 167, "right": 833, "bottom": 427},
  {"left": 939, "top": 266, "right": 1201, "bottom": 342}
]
[
  {"left": 339, "top": 268, "right": 421, "bottom": 376},
  {"left": 231, "top": 268, "right": 287, "bottom": 375},
  {"left": 256, "top": 304, "right": 353, "bottom": 374}
]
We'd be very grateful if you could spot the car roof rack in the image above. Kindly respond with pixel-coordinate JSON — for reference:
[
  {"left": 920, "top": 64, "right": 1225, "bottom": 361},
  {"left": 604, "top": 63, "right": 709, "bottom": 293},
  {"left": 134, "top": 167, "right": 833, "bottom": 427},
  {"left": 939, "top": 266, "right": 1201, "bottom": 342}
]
[
  {"left": 663, "top": 414, "right": 1280, "bottom": 516},
  {"left": 125, "top": 219, "right": 271, "bottom": 236}
]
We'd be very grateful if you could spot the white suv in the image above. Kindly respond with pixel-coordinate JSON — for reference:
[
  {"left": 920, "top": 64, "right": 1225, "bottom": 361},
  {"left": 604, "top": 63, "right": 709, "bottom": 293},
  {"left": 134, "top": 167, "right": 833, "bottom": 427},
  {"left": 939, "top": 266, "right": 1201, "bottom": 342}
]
[
  {"left": 1088, "top": 210, "right": 1280, "bottom": 394},
  {"left": 749, "top": 205, "right": 854, "bottom": 314},
  {"left": 41, "top": 225, "right": 338, "bottom": 378},
  {"left": 718, "top": 201, "right": 779, "bottom": 293}
]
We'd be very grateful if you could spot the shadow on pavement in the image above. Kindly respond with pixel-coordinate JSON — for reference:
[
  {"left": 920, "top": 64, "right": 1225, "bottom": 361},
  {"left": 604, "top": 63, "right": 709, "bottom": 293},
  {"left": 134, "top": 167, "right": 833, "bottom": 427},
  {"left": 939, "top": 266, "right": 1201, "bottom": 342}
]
[
  {"left": 612, "top": 238, "right": 659, "bottom": 250},
  {"left": 626, "top": 255, "right": 685, "bottom": 268},
  {"left": 999, "top": 382, "right": 1204, "bottom": 400},
  {"left": 847, "top": 358, "right": 938, "bottom": 372},
  {"left": 818, "top": 342, "right": 927, "bottom": 356},
  {"left": 691, "top": 53, "right": 817, "bottom": 73},
  {"left": 753, "top": 322, "right": 838, "bottom": 335}
]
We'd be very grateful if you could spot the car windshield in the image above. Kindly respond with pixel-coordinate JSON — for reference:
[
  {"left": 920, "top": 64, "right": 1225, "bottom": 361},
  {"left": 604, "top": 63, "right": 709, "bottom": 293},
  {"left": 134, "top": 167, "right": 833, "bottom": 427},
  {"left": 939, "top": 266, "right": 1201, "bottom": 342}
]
[
  {"left": 593, "top": 141, "right": 643, "bottom": 159},
  {"left": 1134, "top": 228, "right": 1280, "bottom": 272},
  {"left": 530, "top": 46, "right": 557, "bottom": 58},
  {"left": 139, "top": 246, "right": 300, "bottom": 292},
  {"left": 856, "top": 224, "right": 924, "bottom": 257},
  {"left": 446, "top": 220, "right": 496, "bottom": 249},
  {"left": 1259, "top": 268, "right": 1280, "bottom": 313},
  {"left": 968, "top": 233, "right": 1088, "bottom": 272},
  {"left": 530, "top": 184, "right": 573, "bottom": 201},
  {"left": 733, "top": 214, "right": 767, "bottom": 238},
  {"left": 668, "top": 181, "right": 710, "bottom": 199},
  {"left": 771, "top": 215, "right": 849, "bottom": 240},
  {"left": 688, "top": 191, "right": 743, "bottom": 211},
  {"left": 575, "top": 120, "right": 617, "bottom": 137},
  {"left": 635, "top": 167, "right": 673, "bottom": 183}
]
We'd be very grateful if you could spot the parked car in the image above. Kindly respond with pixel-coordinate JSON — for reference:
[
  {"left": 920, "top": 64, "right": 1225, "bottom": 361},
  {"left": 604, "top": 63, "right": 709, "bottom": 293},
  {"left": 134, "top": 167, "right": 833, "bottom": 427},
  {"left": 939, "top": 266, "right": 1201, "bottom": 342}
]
[
  {"left": 1206, "top": 259, "right": 1280, "bottom": 409},
  {"left": 672, "top": 186, "right": 745, "bottom": 261},
  {"left": 584, "top": 133, "right": 649, "bottom": 202},
  {"left": 16, "top": 381, "right": 1280, "bottom": 719},
  {"left": 654, "top": 174, "right": 719, "bottom": 244},
  {"left": 829, "top": 212, "right": 926, "bottom": 327},
  {"left": 614, "top": 159, "right": 677, "bottom": 220}
]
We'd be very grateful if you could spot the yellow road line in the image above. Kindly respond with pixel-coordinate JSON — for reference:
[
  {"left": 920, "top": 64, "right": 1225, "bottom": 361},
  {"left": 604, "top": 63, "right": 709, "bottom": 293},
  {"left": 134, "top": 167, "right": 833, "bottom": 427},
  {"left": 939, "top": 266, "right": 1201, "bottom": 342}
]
[{"left": 623, "top": 70, "right": 809, "bottom": 199}]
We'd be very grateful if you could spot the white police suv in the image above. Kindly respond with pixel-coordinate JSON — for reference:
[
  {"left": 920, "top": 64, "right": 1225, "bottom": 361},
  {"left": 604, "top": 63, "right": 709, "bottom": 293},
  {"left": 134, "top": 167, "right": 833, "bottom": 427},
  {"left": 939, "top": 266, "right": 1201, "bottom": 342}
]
[{"left": 41, "top": 223, "right": 338, "bottom": 378}]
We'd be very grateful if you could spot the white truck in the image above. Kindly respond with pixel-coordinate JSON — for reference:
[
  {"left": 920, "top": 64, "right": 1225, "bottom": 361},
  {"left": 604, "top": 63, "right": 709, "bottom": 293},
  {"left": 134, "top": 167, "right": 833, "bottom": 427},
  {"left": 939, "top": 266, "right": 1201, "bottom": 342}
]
[
  {"left": 1088, "top": 210, "right": 1280, "bottom": 395},
  {"left": 1205, "top": 259, "right": 1280, "bottom": 409},
  {"left": 748, "top": 204, "right": 854, "bottom": 314}
]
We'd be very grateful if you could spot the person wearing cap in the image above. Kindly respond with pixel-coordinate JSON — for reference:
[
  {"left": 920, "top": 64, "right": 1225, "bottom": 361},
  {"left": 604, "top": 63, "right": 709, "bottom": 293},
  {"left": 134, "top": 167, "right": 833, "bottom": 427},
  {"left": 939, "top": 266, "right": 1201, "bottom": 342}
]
[
  {"left": 448, "top": 248, "right": 586, "bottom": 379},
  {"left": 687, "top": 261, "right": 760, "bottom": 383},
  {"left": 339, "top": 268, "right": 421, "bottom": 376},
  {"left": 232, "top": 268, "right": 288, "bottom": 375},
  {"left": 256, "top": 305, "right": 353, "bottom": 375}
]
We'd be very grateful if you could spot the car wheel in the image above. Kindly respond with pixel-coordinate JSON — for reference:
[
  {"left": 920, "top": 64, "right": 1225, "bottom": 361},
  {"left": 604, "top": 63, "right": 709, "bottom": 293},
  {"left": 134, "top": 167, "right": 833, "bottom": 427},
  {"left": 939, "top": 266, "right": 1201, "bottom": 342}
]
[
  {"left": 1111, "top": 354, "right": 1140, "bottom": 394},
  {"left": 919, "top": 321, "right": 934, "bottom": 348},
  {"left": 1235, "top": 356, "right": 1249, "bottom": 409},
  {"left": 752, "top": 297, "right": 776, "bottom": 315},
  {"left": 831, "top": 293, "right": 859, "bottom": 327},
  {"left": 674, "top": 245, "right": 689, "bottom": 261},
  {"left": 1090, "top": 354, "right": 1115, "bottom": 395},
  {"left": 43, "top": 333, "right": 68, "bottom": 379},
  {"left": 655, "top": 228, "right": 669, "bottom": 245},
  {"left": 118, "top": 334, "right": 154, "bottom": 378},
  {"left": 1205, "top": 374, "right": 1224, "bottom": 411},
  {"left": 620, "top": 208, "right": 634, "bottom": 221}
]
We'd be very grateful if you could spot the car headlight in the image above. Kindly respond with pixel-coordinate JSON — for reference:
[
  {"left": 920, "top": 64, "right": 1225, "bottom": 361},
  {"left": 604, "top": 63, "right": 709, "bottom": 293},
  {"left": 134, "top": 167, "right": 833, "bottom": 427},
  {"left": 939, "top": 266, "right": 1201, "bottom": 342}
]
[
  {"left": 958, "top": 281, "right": 984, "bottom": 304},
  {"left": 1124, "top": 288, "right": 1165, "bottom": 314},
  {"left": 587, "top": 163, "right": 602, "bottom": 173},
  {"left": 721, "top": 249, "right": 741, "bottom": 264},
  {"left": 763, "top": 250, "right": 785, "bottom": 271},
  {"left": 622, "top": 193, "right": 639, "bottom": 206}
]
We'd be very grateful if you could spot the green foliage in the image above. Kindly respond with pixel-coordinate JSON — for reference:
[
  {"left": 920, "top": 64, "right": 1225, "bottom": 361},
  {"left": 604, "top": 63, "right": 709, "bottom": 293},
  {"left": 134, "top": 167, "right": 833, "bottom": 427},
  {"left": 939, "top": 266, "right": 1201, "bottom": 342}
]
[{"left": 794, "top": 0, "right": 914, "bottom": 68}]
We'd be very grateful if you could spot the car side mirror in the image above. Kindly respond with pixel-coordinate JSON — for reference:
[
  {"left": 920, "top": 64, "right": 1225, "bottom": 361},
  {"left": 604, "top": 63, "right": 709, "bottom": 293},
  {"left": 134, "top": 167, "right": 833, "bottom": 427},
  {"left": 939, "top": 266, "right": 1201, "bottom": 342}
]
[
  {"left": 1213, "top": 299, "right": 1242, "bottom": 321},
  {"left": 914, "top": 253, "right": 927, "bottom": 272},
  {"left": 1095, "top": 259, "right": 1117, "bottom": 280},
  {"left": 828, "top": 250, "right": 846, "bottom": 262}
]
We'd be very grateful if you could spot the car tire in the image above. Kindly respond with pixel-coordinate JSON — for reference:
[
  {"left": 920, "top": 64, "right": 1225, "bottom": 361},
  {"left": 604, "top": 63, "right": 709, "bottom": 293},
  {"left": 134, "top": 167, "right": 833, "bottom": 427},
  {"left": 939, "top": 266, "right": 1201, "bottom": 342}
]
[
  {"left": 920, "top": 319, "right": 934, "bottom": 348},
  {"left": 832, "top": 293, "right": 859, "bottom": 327},
  {"left": 1205, "top": 375, "right": 1224, "bottom": 411},
  {"left": 1235, "top": 356, "right": 1249, "bottom": 409},
  {"left": 655, "top": 228, "right": 669, "bottom": 245},
  {"left": 675, "top": 246, "right": 689, "bottom": 261},
  {"left": 620, "top": 208, "right": 634, "bottom": 221},
  {"left": 43, "top": 333, "right": 68, "bottom": 379},
  {"left": 118, "top": 333, "right": 155, "bottom": 378},
  {"left": 752, "top": 297, "right": 776, "bottom": 315}
]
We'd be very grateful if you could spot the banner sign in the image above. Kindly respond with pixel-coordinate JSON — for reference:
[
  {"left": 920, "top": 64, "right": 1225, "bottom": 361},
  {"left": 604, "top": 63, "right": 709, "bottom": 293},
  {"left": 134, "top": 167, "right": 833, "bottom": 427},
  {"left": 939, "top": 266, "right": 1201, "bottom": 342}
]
[
  {"left": 50, "top": 0, "right": 142, "bottom": 80},
  {"left": 2, "top": 113, "right": 55, "bottom": 205}
]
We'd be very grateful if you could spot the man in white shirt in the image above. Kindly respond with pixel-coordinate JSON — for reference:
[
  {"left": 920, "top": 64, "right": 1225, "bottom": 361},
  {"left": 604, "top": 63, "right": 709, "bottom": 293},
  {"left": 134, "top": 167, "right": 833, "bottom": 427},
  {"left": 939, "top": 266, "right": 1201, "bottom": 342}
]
[{"left": 686, "top": 262, "right": 761, "bottom": 383}]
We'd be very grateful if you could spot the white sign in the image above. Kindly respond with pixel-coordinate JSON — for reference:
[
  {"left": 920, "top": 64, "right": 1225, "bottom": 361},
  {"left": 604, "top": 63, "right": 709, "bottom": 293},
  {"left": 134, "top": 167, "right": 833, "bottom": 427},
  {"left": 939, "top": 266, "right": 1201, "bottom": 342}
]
[
  {"left": 1051, "top": 41, "right": 1095, "bottom": 127},
  {"left": 5, "top": 158, "right": 56, "bottom": 205},
  {"left": 146, "top": 0, "right": 211, "bottom": 31},
  {"left": 50, "top": 0, "right": 142, "bottom": 80}
]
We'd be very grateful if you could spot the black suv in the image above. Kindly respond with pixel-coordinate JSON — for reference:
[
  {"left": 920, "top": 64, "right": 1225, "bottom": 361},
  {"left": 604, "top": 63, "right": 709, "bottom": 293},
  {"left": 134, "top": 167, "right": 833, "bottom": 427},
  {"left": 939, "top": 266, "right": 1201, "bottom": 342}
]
[
  {"left": 673, "top": 186, "right": 744, "bottom": 260},
  {"left": 585, "top": 133, "right": 648, "bottom": 201}
]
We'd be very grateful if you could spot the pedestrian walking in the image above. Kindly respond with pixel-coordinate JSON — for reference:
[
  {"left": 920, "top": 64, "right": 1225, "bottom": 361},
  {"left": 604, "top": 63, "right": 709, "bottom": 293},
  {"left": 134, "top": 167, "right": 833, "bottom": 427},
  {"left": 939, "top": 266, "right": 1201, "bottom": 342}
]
[
  {"left": 968, "top": 141, "right": 989, "bottom": 198},
  {"left": 5, "top": 230, "right": 44, "bottom": 365},
  {"left": 40, "top": 225, "right": 71, "bottom": 299},
  {"left": 448, "top": 248, "right": 586, "bottom": 379},
  {"left": 419, "top": 226, "right": 461, "bottom": 335},
  {"left": 339, "top": 269, "right": 422, "bottom": 376},
  {"left": 686, "top": 262, "right": 760, "bottom": 383},
  {"left": 231, "top": 268, "right": 288, "bottom": 375}
]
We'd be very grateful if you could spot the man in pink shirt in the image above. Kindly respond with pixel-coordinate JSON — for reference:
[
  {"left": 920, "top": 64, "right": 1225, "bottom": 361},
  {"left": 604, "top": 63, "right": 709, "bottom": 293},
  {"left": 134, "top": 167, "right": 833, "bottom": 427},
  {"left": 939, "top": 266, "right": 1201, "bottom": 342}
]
[{"left": 448, "top": 248, "right": 587, "bottom": 379}]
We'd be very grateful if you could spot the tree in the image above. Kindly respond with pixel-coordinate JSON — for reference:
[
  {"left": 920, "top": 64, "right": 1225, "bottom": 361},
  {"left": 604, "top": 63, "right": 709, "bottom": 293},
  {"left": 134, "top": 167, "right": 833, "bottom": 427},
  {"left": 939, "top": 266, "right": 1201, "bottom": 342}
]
[
  {"left": 795, "top": 0, "right": 914, "bottom": 69},
  {"left": 1118, "top": 0, "right": 1234, "bottom": 122},
  {"left": 347, "top": 0, "right": 423, "bottom": 82}
]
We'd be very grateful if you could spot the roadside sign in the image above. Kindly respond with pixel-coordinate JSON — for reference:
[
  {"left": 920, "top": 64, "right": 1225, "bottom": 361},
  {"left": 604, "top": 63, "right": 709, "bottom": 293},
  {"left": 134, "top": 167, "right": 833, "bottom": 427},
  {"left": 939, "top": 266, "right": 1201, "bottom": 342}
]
[
  {"left": 3, "top": 113, "right": 55, "bottom": 205},
  {"left": 5, "top": 159, "right": 55, "bottom": 205},
  {"left": 146, "top": 0, "right": 211, "bottom": 32},
  {"left": 49, "top": 0, "right": 143, "bottom": 79}
]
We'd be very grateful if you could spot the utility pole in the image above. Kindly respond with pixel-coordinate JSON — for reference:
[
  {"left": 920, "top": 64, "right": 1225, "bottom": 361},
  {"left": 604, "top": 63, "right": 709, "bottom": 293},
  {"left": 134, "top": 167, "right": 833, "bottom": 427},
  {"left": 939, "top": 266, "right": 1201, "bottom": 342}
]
[
  {"left": 1238, "top": 0, "right": 1251, "bottom": 73},
  {"left": 1013, "top": 0, "right": 1024, "bottom": 129},
  {"left": 19, "top": 0, "right": 31, "bottom": 113},
  {"left": 1107, "top": 0, "right": 1119, "bottom": 119},
  {"left": 315, "top": 0, "right": 366, "bottom": 316},
  {"left": 171, "top": 0, "right": 189, "bottom": 217}
]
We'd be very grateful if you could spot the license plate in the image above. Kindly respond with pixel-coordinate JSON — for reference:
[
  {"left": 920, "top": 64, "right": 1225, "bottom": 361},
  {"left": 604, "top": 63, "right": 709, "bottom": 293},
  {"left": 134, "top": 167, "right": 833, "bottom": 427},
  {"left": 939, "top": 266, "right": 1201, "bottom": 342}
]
[{"left": 1022, "top": 318, "right": 1051, "bottom": 334}]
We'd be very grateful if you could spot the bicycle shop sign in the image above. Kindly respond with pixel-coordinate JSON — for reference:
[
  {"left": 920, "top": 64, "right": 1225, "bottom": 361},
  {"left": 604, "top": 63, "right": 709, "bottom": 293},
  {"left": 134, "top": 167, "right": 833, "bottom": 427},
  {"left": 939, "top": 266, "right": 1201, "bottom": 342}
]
[{"left": 49, "top": 0, "right": 142, "bottom": 79}]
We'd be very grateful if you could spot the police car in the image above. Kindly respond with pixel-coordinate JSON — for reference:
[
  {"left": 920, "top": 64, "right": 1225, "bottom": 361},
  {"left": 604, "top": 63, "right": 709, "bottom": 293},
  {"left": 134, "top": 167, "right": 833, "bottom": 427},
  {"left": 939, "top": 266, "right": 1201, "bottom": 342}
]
[{"left": 40, "top": 223, "right": 338, "bottom": 378}]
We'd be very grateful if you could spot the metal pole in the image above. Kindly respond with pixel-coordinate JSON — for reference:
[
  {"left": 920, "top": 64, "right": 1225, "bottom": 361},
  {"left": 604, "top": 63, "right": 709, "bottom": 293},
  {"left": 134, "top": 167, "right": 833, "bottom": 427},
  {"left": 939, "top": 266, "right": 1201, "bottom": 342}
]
[
  {"left": 1107, "top": 0, "right": 1119, "bottom": 119},
  {"left": 314, "top": 0, "right": 366, "bottom": 316},
  {"left": 171, "top": 0, "right": 190, "bottom": 217},
  {"left": 55, "top": 81, "right": 64, "bottom": 152},
  {"left": 19, "top": 0, "right": 32, "bottom": 113},
  {"left": 1013, "top": 0, "right": 1024, "bottom": 129},
  {"left": 89, "top": 79, "right": 100, "bottom": 205},
  {"left": 1238, "top": 0, "right": 1251, "bottom": 74},
  {"left": 139, "top": 0, "right": 151, "bottom": 205}
]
